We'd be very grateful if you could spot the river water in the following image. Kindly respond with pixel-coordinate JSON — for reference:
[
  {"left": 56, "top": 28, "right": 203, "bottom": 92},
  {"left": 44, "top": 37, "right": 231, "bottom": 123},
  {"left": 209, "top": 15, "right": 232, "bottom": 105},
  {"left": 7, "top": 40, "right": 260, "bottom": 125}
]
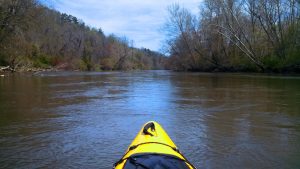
[{"left": 0, "top": 71, "right": 299, "bottom": 169}]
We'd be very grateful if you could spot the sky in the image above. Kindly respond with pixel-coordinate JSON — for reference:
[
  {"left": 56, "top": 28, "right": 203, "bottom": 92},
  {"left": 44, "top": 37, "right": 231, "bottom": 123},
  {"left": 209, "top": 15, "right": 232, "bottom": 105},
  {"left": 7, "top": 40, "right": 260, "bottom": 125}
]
[{"left": 47, "top": 0, "right": 201, "bottom": 52}]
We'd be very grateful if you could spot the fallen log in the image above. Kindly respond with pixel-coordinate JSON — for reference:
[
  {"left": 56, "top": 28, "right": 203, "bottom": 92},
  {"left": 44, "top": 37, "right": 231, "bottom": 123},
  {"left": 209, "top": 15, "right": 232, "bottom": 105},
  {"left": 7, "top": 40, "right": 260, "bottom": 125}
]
[{"left": 0, "top": 66, "right": 14, "bottom": 72}]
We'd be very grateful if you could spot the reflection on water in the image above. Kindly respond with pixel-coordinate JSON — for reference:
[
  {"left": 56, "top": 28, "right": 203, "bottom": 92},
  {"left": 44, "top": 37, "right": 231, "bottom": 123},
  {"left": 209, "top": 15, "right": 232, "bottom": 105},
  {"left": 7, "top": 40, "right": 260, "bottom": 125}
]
[{"left": 0, "top": 71, "right": 299, "bottom": 168}]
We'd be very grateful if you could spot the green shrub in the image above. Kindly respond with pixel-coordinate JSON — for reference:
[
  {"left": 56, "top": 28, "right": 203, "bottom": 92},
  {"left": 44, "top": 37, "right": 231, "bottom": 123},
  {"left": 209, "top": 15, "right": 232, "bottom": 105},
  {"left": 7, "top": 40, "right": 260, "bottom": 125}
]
[
  {"left": 94, "top": 64, "right": 102, "bottom": 71},
  {"left": 261, "top": 56, "right": 282, "bottom": 72},
  {"left": 0, "top": 54, "right": 8, "bottom": 66},
  {"left": 32, "top": 54, "right": 51, "bottom": 68}
]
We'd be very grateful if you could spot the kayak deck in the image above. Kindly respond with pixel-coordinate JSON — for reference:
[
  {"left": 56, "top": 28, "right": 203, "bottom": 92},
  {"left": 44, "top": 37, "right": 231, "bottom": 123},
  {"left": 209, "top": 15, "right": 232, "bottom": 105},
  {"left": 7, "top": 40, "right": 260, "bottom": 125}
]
[{"left": 114, "top": 121, "right": 195, "bottom": 169}]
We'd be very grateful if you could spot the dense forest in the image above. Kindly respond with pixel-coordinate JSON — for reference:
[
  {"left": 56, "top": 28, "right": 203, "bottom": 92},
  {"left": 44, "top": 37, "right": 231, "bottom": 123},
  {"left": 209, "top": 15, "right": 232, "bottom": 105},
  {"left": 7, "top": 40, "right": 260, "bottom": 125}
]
[
  {"left": 164, "top": 0, "right": 300, "bottom": 73},
  {"left": 0, "top": 0, "right": 166, "bottom": 72},
  {"left": 1, "top": 0, "right": 299, "bottom": 73}
]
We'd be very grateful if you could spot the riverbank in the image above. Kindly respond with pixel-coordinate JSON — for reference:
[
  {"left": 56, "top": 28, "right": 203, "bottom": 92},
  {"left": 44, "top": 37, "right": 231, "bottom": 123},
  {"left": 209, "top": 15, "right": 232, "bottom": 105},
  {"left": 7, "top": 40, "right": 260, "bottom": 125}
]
[
  {"left": 183, "top": 66, "right": 300, "bottom": 74},
  {"left": 0, "top": 66, "right": 58, "bottom": 73},
  {"left": 0, "top": 66, "right": 62, "bottom": 78},
  {"left": 1, "top": 65, "right": 300, "bottom": 77}
]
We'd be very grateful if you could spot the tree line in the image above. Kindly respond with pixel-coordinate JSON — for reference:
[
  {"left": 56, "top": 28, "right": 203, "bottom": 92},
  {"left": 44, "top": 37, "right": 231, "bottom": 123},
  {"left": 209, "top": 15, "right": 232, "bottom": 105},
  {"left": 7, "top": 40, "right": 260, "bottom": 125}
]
[
  {"left": 0, "top": 0, "right": 166, "bottom": 71},
  {"left": 164, "top": 0, "right": 300, "bottom": 73}
]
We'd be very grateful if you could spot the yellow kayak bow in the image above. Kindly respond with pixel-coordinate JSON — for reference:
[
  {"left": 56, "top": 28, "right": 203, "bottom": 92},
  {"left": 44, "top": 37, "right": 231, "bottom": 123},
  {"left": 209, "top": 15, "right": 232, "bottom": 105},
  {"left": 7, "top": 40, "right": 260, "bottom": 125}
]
[{"left": 114, "top": 121, "right": 196, "bottom": 169}]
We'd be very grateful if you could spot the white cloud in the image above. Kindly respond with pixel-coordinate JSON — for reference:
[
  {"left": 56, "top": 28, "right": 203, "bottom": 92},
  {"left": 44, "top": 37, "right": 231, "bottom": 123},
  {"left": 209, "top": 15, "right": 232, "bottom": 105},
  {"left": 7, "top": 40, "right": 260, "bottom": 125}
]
[{"left": 50, "top": 0, "right": 202, "bottom": 51}]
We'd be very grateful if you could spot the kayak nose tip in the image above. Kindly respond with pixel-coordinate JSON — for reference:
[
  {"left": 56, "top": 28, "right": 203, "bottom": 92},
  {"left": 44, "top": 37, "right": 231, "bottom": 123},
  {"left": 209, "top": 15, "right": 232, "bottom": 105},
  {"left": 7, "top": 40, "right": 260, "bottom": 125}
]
[{"left": 145, "top": 120, "right": 157, "bottom": 124}]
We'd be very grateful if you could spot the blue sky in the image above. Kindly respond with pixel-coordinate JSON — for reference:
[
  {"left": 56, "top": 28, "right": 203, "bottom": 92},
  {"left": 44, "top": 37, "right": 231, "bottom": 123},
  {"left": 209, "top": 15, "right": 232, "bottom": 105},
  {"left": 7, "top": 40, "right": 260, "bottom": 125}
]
[{"left": 47, "top": 0, "right": 201, "bottom": 52}]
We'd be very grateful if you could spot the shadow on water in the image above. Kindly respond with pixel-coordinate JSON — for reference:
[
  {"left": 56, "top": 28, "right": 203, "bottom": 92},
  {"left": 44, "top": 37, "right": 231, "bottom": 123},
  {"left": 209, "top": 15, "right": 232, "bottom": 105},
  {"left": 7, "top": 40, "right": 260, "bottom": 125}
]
[{"left": 0, "top": 71, "right": 299, "bottom": 168}]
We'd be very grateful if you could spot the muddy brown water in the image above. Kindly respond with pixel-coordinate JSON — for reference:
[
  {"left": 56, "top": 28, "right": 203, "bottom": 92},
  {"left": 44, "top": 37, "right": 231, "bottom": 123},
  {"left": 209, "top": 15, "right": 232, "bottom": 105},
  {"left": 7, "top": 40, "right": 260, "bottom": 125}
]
[{"left": 0, "top": 71, "right": 299, "bottom": 169}]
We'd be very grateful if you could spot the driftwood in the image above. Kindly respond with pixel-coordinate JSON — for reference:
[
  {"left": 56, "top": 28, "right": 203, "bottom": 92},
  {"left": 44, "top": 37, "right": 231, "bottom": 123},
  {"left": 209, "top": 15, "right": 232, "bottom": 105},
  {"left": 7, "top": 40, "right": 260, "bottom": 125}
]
[{"left": 0, "top": 66, "right": 14, "bottom": 72}]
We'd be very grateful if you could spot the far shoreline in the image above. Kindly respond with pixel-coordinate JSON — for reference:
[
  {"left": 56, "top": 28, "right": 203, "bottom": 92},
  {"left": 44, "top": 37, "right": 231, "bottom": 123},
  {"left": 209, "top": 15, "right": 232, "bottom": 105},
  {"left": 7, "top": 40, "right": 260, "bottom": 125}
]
[{"left": 1, "top": 66, "right": 300, "bottom": 78}]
